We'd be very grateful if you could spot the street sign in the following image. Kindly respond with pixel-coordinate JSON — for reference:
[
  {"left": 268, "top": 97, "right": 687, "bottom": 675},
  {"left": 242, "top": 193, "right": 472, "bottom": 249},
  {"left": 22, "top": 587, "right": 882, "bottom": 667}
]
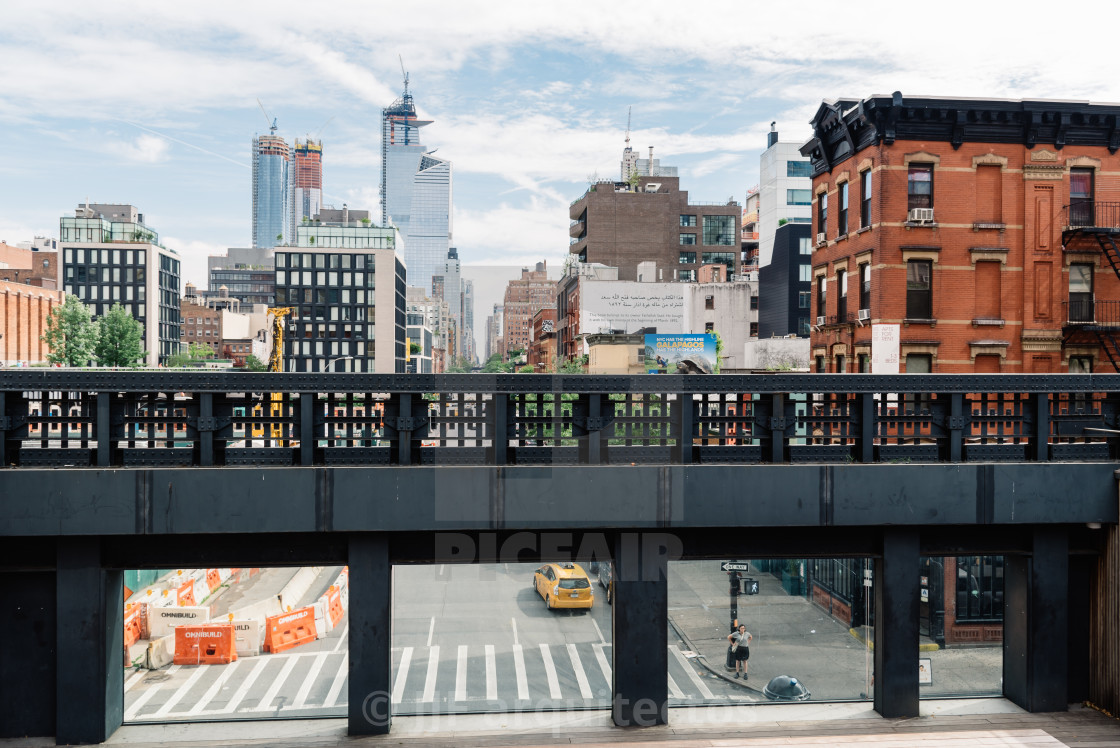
[{"left": 721, "top": 561, "right": 750, "bottom": 572}]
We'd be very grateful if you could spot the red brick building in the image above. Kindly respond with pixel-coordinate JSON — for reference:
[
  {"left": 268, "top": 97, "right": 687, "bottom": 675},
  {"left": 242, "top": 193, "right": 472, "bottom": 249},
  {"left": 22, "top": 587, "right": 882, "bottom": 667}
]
[
  {"left": 527, "top": 308, "right": 557, "bottom": 371},
  {"left": 1, "top": 279, "right": 64, "bottom": 365},
  {"left": 802, "top": 92, "right": 1120, "bottom": 374},
  {"left": 501, "top": 262, "right": 555, "bottom": 360}
]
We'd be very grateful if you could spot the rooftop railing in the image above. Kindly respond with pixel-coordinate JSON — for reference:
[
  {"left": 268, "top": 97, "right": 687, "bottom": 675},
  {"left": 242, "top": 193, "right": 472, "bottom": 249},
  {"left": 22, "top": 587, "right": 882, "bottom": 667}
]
[{"left": 2, "top": 372, "right": 1118, "bottom": 468}]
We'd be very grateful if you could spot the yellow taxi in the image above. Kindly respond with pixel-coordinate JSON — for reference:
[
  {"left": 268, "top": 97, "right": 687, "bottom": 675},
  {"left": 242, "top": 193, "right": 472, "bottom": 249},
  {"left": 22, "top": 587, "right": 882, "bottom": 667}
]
[{"left": 533, "top": 562, "right": 594, "bottom": 610}]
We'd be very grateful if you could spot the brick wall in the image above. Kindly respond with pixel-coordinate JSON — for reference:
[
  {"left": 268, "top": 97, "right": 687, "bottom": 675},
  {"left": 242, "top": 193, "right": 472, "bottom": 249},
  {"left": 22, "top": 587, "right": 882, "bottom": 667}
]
[{"left": 0, "top": 280, "right": 64, "bottom": 365}]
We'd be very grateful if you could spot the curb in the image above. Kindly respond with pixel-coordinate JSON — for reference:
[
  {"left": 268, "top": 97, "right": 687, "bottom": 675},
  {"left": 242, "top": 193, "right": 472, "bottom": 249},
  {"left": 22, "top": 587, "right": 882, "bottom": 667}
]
[
  {"left": 667, "top": 613, "right": 763, "bottom": 695},
  {"left": 849, "top": 627, "right": 940, "bottom": 652}
]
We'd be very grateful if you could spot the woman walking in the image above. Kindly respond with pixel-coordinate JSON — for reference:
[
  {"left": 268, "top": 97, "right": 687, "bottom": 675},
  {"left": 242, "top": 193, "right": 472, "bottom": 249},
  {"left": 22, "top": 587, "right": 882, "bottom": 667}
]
[{"left": 727, "top": 624, "right": 752, "bottom": 679}]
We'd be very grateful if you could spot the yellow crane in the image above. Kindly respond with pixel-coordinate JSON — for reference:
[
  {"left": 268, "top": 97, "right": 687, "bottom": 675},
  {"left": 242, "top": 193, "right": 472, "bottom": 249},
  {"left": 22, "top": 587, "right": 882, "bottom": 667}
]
[{"left": 251, "top": 307, "right": 293, "bottom": 442}]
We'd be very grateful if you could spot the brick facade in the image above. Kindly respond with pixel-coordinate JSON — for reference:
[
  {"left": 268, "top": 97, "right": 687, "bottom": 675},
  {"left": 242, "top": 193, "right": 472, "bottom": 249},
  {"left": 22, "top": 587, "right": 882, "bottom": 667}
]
[
  {"left": 1, "top": 280, "right": 64, "bottom": 365},
  {"left": 501, "top": 263, "right": 555, "bottom": 359}
]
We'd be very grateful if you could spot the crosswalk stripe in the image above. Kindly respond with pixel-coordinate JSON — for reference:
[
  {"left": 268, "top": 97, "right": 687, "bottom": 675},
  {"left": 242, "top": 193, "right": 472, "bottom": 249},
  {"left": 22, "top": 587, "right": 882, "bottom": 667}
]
[
  {"left": 667, "top": 672, "right": 686, "bottom": 699},
  {"left": 323, "top": 652, "right": 348, "bottom": 707},
  {"left": 250, "top": 655, "right": 300, "bottom": 712},
  {"left": 290, "top": 652, "right": 331, "bottom": 709},
  {"left": 539, "top": 643, "right": 562, "bottom": 699},
  {"left": 485, "top": 645, "right": 497, "bottom": 701},
  {"left": 455, "top": 645, "right": 468, "bottom": 701},
  {"left": 669, "top": 645, "right": 714, "bottom": 699},
  {"left": 332, "top": 622, "right": 348, "bottom": 652},
  {"left": 222, "top": 657, "right": 269, "bottom": 714},
  {"left": 152, "top": 663, "right": 209, "bottom": 717},
  {"left": 391, "top": 646, "right": 412, "bottom": 704},
  {"left": 567, "top": 643, "right": 593, "bottom": 699},
  {"left": 186, "top": 659, "right": 242, "bottom": 715},
  {"left": 593, "top": 643, "right": 612, "bottom": 685},
  {"left": 421, "top": 645, "right": 439, "bottom": 702},
  {"left": 512, "top": 644, "right": 529, "bottom": 701},
  {"left": 124, "top": 669, "right": 147, "bottom": 692},
  {"left": 124, "top": 664, "right": 180, "bottom": 720}
]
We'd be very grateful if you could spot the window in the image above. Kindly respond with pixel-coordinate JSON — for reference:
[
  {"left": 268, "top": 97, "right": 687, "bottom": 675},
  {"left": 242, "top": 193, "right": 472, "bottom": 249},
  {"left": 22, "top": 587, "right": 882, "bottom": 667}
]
[
  {"left": 787, "top": 161, "right": 812, "bottom": 178},
  {"left": 679, "top": 234, "right": 697, "bottom": 245},
  {"left": 705, "top": 295, "right": 714, "bottom": 310},
  {"left": 1070, "top": 355, "right": 1093, "bottom": 373},
  {"left": 679, "top": 269, "right": 695, "bottom": 282},
  {"left": 817, "top": 192, "right": 828, "bottom": 236},
  {"left": 680, "top": 215, "right": 696, "bottom": 227},
  {"left": 750, "top": 294, "right": 758, "bottom": 310},
  {"left": 815, "top": 355, "right": 826, "bottom": 373},
  {"left": 702, "top": 215, "right": 734, "bottom": 245},
  {"left": 799, "top": 237, "right": 812, "bottom": 255},
  {"left": 799, "top": 317, "right": 810, "bottom": 336},
  {"left": 837, "top": 269, "right": 847, "bottom": 320},
  {"left": 836, "top": 355, "right": 846, "bottom": 373},
  {"left": 955, "top": 556, "right": 1003, "bottom": 622},
  {"left": 906, "top": 260, "right": 932, "bottom": 319},
  {"left": 816, "top": 275, "right": 827, "bottom": 317},
  {"left": 906, "top": 353, "right": 932, "bottom": 373},
  {"left": 749, "top": 322, "right": 758, "bottom": 336},
  {"left": 860, "top": 170, "right": 872, "bottom": 228},
  {"left": 1069, "top": 263, "right": 1093, "bottom": 322},
  {"left": 838, "top": 182, "right": 849, "bottom": 235},
  {"left": 787, "top": 189, "right": 812, "bottom": 205},
  {"left": 907, "top": 164, "right": 933, "bottom": 211},
  {"left": 799, "top": 291, "right": 811, "bottom": 309},
  {"left": 705, "top": 322, "right": 714, "bottom": 332},
  {"left": 799, "top": 264, "right": 811, "bottom": 282},
  {"left": 701, "top": 251, "right": 734, "bottom": 268},
  {"left": 858, "top": 262, "right": 870, "bottom": 311},
  {"left": 858, "top": 354, "right": 870, "bottom": 373},
  {"left": 1070, "top": 167, "right": 1095, "bottom": 226}
]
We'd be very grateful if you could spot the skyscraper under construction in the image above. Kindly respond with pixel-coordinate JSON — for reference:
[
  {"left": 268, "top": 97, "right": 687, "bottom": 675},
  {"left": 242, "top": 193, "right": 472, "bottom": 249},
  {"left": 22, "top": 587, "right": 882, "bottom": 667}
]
[
  {"left": 380, "top": 71, "right": 452, "bottom": 295},
  {"left": 291, "top": 138, "right": 323, "bottom": 237},
  {"left": 252, "top": 127, "right": 291, "bottom": 248}
]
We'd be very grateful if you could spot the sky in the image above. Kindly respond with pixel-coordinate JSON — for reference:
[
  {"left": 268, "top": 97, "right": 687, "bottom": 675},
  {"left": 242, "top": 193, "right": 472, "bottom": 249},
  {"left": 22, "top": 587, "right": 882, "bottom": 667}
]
[{"left": 4, "top": 1, "right": 1120, "bottom": 350}]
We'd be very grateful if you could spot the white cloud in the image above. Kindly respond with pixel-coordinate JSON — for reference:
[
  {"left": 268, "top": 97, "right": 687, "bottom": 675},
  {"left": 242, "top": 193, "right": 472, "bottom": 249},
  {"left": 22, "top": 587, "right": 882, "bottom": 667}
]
[
  {"left": 163, "top": 237, "right": 227, "bottom": 289},
  {"left": 453, "top": 197, "right": 569, "bottom": 267},
  {"left": 107, "top": 134, "right": 170, "bottom": 164}
]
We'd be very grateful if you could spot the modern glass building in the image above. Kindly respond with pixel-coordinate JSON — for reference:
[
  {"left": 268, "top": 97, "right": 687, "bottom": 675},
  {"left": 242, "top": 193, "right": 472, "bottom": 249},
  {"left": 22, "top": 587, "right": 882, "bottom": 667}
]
[
  {"left": 381, "top": 79, "right": 452, "bottom": 296},
  {"left": 291, "top": 138, "right": 322, "bottom": 238},
  {"left": 252, "top": 133, "right": 291, "bottom": 248}
]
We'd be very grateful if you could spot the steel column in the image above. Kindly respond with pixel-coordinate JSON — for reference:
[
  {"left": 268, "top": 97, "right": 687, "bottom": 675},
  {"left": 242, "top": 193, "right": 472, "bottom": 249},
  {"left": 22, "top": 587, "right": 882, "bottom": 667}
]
[
  {"left": 874, "top": 528, "right": 919, "bottom": 718},
  {"left": 55, "top": 538, "right": 122, "bottom": 744},
  {"left": 1004, "top": 527, "right": 1069, "bottom": 712},
  {"left": 611, "top": 532, "right": 669, "bottom": 727},
  {"left": 348, "top": 534, "right": 392, "bottom": 735}
]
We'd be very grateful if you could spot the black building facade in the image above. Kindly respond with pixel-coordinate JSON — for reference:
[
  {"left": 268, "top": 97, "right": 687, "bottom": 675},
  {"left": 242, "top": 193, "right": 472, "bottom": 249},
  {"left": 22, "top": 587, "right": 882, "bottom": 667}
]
[{"left": 758, "top": 222, "right": 812, "bottom": 338}]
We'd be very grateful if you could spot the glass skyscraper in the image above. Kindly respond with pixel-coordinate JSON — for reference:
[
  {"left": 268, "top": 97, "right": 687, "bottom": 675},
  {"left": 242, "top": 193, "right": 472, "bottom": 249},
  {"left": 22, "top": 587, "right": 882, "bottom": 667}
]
[
  {"left": 252, "top": 133, "right": 291, "bottom": 248},
  {"left": 381, "top": 79, "right": 452, "bottom": 295}
]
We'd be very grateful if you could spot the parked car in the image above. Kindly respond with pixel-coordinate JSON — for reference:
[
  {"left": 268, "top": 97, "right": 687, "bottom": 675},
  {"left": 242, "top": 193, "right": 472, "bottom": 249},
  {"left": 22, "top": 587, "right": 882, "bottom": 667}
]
[
  {"left": 597, "top": 561, "right": 614, "bottom": 604},
  {"left": 533, "top": 562, "right": 594, "bottom": 610},
  {"left": 763, "top": 675, "right": 811, "bottom": 701}
]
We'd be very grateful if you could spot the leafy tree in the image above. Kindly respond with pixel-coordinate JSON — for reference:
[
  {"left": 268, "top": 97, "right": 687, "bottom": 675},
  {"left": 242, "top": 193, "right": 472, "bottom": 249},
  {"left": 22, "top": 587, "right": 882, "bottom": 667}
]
[
  {"left": 480, "top": 353, "right": 513, "bottom": 373},
  {"left": 445, "top": 356, "right": 473, "bottom": 373},
  {"left": 41, "top": 295, "right": 99, "bottom": 366},
  {"left": 244, "top": 354, "right": 269, "bottom": 372},
  {"left": 167, "top": 342, "right": 217, "bottom": 368},
  {"left": 517, "top": 364, "right": 534, "bottom": 373},
  {"left": 559, "top": 355, "right": 588, "bottom": 374},
  {"left": 94, "top": 303, "right": 145, "bottom": 367},
  {"left": 711, "top": 330, "right": 724, "bottom": 374}
]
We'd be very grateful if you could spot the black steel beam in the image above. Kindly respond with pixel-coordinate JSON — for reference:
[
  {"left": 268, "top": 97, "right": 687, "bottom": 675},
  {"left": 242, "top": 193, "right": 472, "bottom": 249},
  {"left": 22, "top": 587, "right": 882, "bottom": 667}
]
[
  {"left": 348, "top": 534, "right": 392, "bottom": 736},
  {"left": 611, "top": 532, "right": 669, "bottom": 727},
  {"left": 874, "top": 528, "right": 920, "bottom": 718}
]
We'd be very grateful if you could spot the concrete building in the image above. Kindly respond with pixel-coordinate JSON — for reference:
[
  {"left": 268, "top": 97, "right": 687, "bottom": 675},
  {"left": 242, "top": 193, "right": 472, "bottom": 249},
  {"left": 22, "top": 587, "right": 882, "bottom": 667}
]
[
  {"left": 58, "top": 203, "right": 180, "bottom": 366},
  {"left": 291, "top": 138, "right": 323, "bottom": 238},
  {"left": 406, "top": 286, "right": 450, "bottom": 371},
  {"left": 586, "top": 331, "right": 645, "bottom": 374},
  {"left": 252, "top": 129, "right": 291, "bottom": 248},
  {"left": 276, "top": 222, "right": 404, "bottom": 372},
  {"left": 381, "top": 75, "right": 452, "bottom": 295},
  {"left": 462, "top": 278, "right": 475, "bottom": 364},
  {"left": 742, "top": 189, "right": 760, "bottom": 270},
  {"left": 801, "top": 91, "right": 1120, "bottom": 375},
  {"left": 442, "top": 247, "right": 462, "bottom": 356},
  {"left": 758, "top": 223, "right": 812, "bottom": 338},
  {"left": 759, "top": 123, "right": 813, "bottom": 268},
  {"left": 569, "top": 175, "right": 740, "bottom": 283},
  {"left": 207, "top": 247, "right": 275, "bottom": 307},
  {"left": 486, "top": 303, "right": 503, "bottom": 361},
  {"left": 406, "top": 320, "right": 433, "bottom": 373},
  {"left": 501, "top": 262, "right": 555, "bottom": 359},
  {"left": 0, "top": 278, "right": 63, "bottom": 366}
]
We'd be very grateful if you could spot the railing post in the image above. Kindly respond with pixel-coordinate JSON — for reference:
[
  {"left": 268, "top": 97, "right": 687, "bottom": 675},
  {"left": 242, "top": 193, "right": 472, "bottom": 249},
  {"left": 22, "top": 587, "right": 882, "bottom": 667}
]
[
  {"left": 672, "top": 393, "right": 694, "bottom": 464},
  {"left": 490, "top": 392, "right": 508, "bottom": 465},
  {"left": 948, "top": 393, "right": 964, "bottom": 463},
  {"left": 397, "top": 393, "right": 413, "bottom": 466},
  {"left": 199, "top": 392, "right": 214, "bottom": 467},
  {"left": 611, "top": 531, "right": 668, "bottom": 727},
  {"left": 96, "top": 392, "right": 111, "bottom": 467},
  {"left": 300, "top": 392, "right": 315, "bottom": 466},
  {"left": 768, "top": 393, "right": 786, "bottom": 463},
  {"left": 586, "top": 393, "right": 603, "bottom": 465},
  {"left": 348, "top": 533, "right": 392, "bottom": 735},
  {"left": 0, "top": 391, "right": 7, "bottom": 466},
  {"left": 856, "top": 392, "right": 875, "bottom": 463},
  {"left": 1032, "top": 392, "right": 1050, "bottom": 462}
]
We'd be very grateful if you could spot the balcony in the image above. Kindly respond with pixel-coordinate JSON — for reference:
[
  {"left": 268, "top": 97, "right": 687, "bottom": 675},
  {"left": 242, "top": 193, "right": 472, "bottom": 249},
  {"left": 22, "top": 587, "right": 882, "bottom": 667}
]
[
  {"left": 569, "top": 219, "right": 585, "bottom": 238},
  {"left": 1064, "top": 299, "right": 1120, "bottom": 328},
  {"left": 1062, "top": 202, "right": 1120, "bottom": 232}
]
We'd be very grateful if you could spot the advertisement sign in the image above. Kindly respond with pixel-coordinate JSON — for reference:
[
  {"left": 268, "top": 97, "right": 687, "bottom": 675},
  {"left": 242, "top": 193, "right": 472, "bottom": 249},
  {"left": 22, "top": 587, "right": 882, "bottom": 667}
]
[
  {"left": 871, "top": 324, "right": 901, "bottom": 374},
  {"left": 644, "top": 334, "right": 717, "bottom": 374}
]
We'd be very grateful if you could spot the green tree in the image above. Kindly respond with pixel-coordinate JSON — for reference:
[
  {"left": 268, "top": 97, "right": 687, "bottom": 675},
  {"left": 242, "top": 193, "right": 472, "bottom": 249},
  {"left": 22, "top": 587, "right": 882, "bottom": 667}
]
[
  {"left": 480, "top": 353, "right": 513, "bottom": 373},
  {"left": 517, "top": 364, "right": 534, "bottom": 373},
  {"left": 41, "top": 295, "right": 99, "bottom": 366},
  {"left": 244, "top": 354, "right": 269, "bottom": 372},
  {"left": 94, "top": 303, "right": 145, "bottom": 367},
  {"left": 167, "top": 342, "right": 216, "bottom": 368},
  {"left": 559, "top": 355, "right": 588, "bottom": 373},
  {"left": 445, "top": 356, "right": 473, "bottom": 373},
  {"left": 710, "top": 330, "right": 724, "bottom": 374}
]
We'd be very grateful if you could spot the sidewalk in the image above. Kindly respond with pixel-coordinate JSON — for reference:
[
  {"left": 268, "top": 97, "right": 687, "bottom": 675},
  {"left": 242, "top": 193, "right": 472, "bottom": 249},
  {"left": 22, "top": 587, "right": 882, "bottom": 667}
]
[{"left": 667, "top": 561, "right": 1001, "bottom": 700}]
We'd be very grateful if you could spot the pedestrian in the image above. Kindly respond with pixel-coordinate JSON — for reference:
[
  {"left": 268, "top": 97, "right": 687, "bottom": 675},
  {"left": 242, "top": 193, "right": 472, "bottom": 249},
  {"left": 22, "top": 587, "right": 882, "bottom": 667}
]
[{"left": 727, "top": 624, "right": 752, "bottom": 679}]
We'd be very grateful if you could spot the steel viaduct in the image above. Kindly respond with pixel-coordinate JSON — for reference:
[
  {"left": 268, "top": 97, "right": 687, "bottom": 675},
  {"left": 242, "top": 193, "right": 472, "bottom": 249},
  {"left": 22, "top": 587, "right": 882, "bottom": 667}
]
[{"left": 1, "top": 372, "right": 1118, "bottom": 744}]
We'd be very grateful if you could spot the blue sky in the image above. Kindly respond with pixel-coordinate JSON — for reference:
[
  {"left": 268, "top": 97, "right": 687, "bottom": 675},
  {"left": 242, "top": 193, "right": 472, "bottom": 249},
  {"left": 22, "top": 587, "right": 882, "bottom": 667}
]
[{"left": 3, "top": 1, "right": 1119, "bottom": 340}]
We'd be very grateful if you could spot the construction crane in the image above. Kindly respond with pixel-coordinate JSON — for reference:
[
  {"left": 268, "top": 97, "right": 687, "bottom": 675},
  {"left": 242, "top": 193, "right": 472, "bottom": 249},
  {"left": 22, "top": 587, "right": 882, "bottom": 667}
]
[
  {"left": 257, "top": 98, "right": 278, "bottom": 135},
  {"left": 399, "top": 54, "right": 409, "bottom": 96},
  {"left": 267, "top": 307, "right": 293, "bottom": 372}
]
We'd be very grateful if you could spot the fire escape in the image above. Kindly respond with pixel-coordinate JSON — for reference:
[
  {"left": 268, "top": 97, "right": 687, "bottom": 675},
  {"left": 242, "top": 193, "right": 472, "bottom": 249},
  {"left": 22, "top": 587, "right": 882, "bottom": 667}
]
[{"left": 1062, "top": 200, "right": 1120, "bottom": 370}]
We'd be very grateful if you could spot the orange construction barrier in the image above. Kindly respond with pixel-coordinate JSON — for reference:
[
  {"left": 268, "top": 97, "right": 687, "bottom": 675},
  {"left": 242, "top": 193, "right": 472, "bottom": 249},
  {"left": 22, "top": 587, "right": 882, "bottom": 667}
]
[
  {"left": 323, "top": 586, "right": 344, "bottom": 627},
  {"left": 176, "top": 579, "right": 196, "bottom": 607},
  {"left": 262, "top": 606, "right": 317, "bottom": 654},
  {"left": 173, "top": 623, "right": 237, "bottom": 665},
  {"left": 123, "top": 605, "right": 143, "bottom": 647},
  {"left": 205, "top": 569, "right": 222, "bottom": 593}
]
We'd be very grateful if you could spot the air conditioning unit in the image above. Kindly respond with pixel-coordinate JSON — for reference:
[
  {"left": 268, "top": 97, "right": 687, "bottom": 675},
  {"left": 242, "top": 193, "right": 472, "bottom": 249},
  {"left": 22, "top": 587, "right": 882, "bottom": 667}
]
[
  {"left": 816, "top": 315, "right": 827, "bottom": 326},
  {"left": 815, "top": 232, "right": 827, "bottom": 245},
  {"left": 857, "top": 309, "right": 871, "bottom": 321},
  {"left": 908, "top": 208, "right": 934, "bottom": 224}
]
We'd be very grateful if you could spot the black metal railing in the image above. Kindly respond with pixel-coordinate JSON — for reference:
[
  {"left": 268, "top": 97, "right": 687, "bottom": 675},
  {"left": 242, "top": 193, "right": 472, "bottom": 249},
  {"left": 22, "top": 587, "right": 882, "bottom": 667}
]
[
  {"left": 1064, "top": 201, "right": 1120, "bottom": 230},
  {"left": 1064, "top": 299, "right": 1120, "bottom": 326},
  {"left": 2, "top": 372, "right": 1119, "bottom": 467}
]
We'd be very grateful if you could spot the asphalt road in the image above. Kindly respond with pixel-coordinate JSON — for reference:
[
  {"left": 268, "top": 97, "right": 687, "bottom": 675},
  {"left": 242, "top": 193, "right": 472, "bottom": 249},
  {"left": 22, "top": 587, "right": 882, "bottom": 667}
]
[{"left": 123, "top": 562, "right": 747, "bottom": 723}]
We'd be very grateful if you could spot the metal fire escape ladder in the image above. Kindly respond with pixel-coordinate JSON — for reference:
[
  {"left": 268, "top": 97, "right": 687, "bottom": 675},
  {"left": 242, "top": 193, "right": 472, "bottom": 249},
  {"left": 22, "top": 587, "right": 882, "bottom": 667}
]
[
  {"left": 1094, "top": 330, "right": 1120, "bottom": 372},
  {"left": 1094, "top": 234, "right": 1120, "bottom": 283}
]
